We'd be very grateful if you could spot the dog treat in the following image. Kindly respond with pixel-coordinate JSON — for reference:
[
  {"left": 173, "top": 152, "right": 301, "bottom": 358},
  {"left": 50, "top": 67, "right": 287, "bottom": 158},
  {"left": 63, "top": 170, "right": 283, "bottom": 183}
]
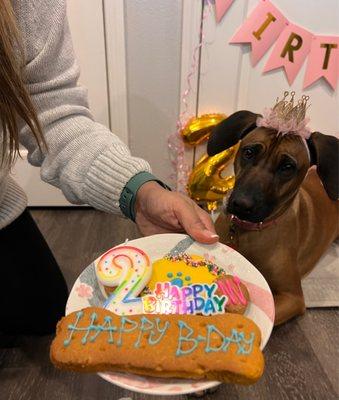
[
  {"left": 142, "top": 282, "right": 228, "bottom": 315},
  {"left": 50, "top": 307, "right": 264, "bottom": 384},
  {"left": 142, "top": 254, "right": 250, "bottom": 315},
  {"left": 95, "top": 246, "right": 152, "bottom": 315},
  {"left": 215, "top": 275, "right": 250, "bottom": 314},
  {"left": 143, "top": 253, "right": 226, "bottom": 292}
]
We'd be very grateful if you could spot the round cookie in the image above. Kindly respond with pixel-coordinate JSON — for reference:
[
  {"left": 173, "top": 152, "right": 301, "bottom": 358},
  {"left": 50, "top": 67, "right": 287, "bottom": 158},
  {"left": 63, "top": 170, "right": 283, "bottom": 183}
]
[
  {"left": 215, "top": 275, "right": 250, "bottom": 314},
  {"left": 144, "top": 253, "right": 226, "bottom": 293}
]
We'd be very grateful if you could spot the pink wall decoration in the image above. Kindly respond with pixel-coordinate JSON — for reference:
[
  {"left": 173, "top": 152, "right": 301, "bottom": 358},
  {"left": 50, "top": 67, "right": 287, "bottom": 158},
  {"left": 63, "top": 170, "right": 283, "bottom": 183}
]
[
  {"left": 215, "top": 0, "right": 338, "bottom": 90},
  {"left": 303, "top": 36, "right": 338, "bottom": 90},
  {"left": 230, "top": 0, "right": 289, "bottom": 66},
  {"left": 263, "top": 23, "right": 313, "bottom": 85},
  {"left": 215, "top": 0, "right": 234, "bottom": 23}
]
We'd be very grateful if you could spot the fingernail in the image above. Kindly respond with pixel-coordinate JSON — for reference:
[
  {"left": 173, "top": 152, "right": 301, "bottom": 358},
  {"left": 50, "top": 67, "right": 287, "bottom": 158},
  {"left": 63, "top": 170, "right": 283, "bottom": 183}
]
[{"left": 204, "top": 230, "right": 219, "bottom": 238}]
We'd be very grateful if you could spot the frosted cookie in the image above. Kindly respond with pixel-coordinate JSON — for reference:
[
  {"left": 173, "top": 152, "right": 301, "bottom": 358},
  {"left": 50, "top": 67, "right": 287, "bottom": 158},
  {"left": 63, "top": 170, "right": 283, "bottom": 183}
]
[
  {"left": 143, "top": 253, "right": 226, "bottom": 294},
  {"left": 215, "top": 275, "right": 250, "bottom": 314},
  {"left": 50, "top": 307, "right": 264, "bottom": 384}
]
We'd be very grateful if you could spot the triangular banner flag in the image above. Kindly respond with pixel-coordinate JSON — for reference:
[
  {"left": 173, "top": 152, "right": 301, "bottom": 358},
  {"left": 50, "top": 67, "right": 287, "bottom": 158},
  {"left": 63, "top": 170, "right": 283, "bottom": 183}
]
[
  {"left": 230, "top": 0, "right": 289, "bottom": 66},
  {"left": 215, "top": 0, "right": 234, "bottom": 23},
  {"left": 303, "top": 35, "right": 338, "bottom": 90},
  {"left": 263, "top": 23, "right": 313, "bottom": 85}
]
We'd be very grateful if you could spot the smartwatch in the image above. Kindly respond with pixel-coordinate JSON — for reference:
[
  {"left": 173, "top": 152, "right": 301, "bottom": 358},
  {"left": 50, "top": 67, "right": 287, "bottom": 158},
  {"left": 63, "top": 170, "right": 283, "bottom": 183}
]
[{"left": 119, "top": 171, "right": 171, "bottom": 222}]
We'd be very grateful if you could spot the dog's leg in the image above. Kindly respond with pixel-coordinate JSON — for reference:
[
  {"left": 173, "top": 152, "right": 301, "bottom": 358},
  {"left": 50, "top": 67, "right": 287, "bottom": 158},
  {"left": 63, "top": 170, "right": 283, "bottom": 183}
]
[
  {"left": 274, "top": 292, "right": 305, "bottom": 326},
  {"left": 241, "top": 248, "right": 306, "bottom": 326}
]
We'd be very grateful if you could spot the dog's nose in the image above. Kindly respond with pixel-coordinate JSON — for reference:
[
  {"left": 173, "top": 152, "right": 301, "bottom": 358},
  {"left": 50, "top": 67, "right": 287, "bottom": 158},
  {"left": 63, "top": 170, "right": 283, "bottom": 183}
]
[{"left": 231, "top": 197, "right": 254, "bottom": 215}]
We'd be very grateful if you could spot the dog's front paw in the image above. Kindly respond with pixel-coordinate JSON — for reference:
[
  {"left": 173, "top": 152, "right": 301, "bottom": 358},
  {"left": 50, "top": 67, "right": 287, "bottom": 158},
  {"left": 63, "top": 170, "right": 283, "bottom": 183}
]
[{"left": 274, "top": 292, "right": 305, "bottom": 326}]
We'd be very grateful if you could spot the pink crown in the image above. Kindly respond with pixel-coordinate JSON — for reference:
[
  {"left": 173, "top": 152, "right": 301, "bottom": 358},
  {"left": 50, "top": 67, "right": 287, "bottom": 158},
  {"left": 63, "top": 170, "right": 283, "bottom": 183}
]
[{"left": 256, "top": 91, "right": 311, "bottom": 140}]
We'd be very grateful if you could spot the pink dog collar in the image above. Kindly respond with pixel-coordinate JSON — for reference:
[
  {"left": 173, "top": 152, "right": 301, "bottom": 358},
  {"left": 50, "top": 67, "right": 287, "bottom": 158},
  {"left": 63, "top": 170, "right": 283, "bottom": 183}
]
[{"left": 230, "top": 214, "right": 278, "bottom": 231}]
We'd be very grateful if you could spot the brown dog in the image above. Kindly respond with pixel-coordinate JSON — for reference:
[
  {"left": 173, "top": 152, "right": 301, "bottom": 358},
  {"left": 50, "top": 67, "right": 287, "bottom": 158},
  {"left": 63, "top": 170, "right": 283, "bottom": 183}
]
[{"left": 207, "top": 111, "right": 339, "bottom": 325}]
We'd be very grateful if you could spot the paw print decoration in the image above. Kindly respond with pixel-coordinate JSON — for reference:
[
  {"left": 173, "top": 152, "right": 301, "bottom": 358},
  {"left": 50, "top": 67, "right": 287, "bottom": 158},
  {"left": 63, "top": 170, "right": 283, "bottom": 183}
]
[
  {"left": 166, "top": 272, "right": 191, "bottom": 287},
  {"left": 145, "top": 254, "right": 222, "bottom": 291}
]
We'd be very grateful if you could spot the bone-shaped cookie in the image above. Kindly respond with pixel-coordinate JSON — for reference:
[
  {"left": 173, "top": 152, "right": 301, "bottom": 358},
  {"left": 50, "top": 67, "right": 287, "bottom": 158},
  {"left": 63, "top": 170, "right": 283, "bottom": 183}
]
[{"left": 50, "top": 307, "right": 264, "bottom": 384}]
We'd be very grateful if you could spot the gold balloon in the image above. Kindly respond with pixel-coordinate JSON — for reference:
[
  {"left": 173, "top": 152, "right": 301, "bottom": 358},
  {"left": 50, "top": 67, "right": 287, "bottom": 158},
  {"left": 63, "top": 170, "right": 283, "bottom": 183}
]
[
  {"left": 181, "top": 113, "right": 226, "bottom": 146},
  {"left": 187, "top": 144, "right": 239, "bottom": 207}
]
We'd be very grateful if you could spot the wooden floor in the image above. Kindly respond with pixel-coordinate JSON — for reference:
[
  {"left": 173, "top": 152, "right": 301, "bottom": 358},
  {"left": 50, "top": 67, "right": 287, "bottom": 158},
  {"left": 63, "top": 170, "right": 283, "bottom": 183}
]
[{"left": 1, "top": 209, "right": 338, "bottom": 400}]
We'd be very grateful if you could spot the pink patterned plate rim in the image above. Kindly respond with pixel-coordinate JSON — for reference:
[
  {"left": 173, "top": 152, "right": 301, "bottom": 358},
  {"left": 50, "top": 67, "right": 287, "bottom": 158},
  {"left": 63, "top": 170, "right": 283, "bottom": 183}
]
[{"left": 66, "top": 233, "right": 275, "bottom": 396}]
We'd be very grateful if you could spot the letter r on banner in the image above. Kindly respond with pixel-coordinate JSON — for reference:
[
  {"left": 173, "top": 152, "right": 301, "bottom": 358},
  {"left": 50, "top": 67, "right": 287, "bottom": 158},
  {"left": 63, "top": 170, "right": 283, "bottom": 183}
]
[
  {"left": 281, "top": 32, "right": 303, "bottom": 62},
  {"left": 263, "top": 23, "right": 313, "bottom": 85}
]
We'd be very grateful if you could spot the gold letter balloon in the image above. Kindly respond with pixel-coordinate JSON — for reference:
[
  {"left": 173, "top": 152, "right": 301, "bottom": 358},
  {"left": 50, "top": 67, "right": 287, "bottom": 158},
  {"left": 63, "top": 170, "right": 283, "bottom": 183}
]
[
  {"left": 180, "top": 113, "right": 238, "bottom": 212},
  {"left": 181, "top": 113, "right": 227, "bottom": 146},
  {"left": 187, "top": 146, "right": 238, "bottom": 212}
]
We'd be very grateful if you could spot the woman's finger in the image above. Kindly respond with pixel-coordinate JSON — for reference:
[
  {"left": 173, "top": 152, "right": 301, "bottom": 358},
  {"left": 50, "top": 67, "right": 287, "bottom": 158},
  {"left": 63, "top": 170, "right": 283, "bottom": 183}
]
[
  {"left": 175, "top": 200, "right": 219, "bottom": 244},
  {"left": 194, "top": 204, "right": 218, "bottom": 235}
]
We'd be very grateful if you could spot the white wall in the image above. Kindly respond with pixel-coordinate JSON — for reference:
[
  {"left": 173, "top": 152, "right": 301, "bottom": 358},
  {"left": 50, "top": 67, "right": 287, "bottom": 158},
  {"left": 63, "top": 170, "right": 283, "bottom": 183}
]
[{"left": 124, "top": 0, "right": 183, "bottom": 183}]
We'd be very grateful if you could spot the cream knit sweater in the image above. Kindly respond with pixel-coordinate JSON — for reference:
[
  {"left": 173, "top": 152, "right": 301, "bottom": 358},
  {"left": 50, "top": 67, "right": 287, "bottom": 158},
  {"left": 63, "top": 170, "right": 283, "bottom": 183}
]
[{"left": 0, "top": 0, "right": 151, "bottom": 229}]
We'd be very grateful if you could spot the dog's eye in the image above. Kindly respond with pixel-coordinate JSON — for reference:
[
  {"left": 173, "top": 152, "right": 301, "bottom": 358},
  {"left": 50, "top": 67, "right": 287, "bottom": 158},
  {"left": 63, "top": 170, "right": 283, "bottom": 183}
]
[
  {"left": 279, "top": 162, "right": 296, "bottom": 173},
  {"left": 242, "top": 148, "right": 255, "bottom": 160}
]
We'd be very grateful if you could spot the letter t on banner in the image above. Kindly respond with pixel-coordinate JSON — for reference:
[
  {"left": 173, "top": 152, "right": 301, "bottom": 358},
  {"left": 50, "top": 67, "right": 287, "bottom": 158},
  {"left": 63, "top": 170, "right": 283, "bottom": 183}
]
[
  {"left": 263, "top": 23, "right": 313, "bottom": 85},
  {"left": 229, "top": 0, "right": 289, "bottom": 66},
  {"left": 303, "top": 36, "right": 338, "bottom": 90}
]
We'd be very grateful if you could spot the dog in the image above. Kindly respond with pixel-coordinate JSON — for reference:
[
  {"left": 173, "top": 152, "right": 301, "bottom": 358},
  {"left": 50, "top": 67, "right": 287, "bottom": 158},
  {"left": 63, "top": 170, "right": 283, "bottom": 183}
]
[{"left": 207, "top": 110, "right": 339, "bottom": 325}]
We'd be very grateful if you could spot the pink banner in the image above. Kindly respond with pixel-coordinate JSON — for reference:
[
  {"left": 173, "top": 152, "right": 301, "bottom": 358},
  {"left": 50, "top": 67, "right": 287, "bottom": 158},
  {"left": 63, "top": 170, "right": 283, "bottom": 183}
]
[
  {"left": 215, "top": 0, "right": 234, "bottom": 23},
  {"left": 230, "top": 0, "right": 289, "bottom": 66},
  {"left": 303, "top": 35, "right": 338, "bottom": 90},
  {"left": 263, "top": 23, "right": 313, "bottom": 84}
]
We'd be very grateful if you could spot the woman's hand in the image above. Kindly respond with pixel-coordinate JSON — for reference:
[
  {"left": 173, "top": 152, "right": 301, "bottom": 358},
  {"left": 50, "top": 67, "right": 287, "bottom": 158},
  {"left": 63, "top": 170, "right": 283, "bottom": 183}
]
[{"left": 134, "top": 181, "right": 219, "bottom": 244}]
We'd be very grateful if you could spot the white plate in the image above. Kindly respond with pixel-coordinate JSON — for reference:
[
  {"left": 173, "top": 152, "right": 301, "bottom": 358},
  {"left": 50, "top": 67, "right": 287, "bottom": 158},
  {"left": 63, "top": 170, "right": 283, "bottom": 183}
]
[{"left": 66, "top": 233, "right": 274, "bottom": 396}]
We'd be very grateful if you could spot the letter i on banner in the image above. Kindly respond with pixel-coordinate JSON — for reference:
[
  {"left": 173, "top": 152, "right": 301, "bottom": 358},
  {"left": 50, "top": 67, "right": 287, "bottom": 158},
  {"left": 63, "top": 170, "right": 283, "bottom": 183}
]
[
  {"left": 303, "top": 36, "right": 338, "bottom": 90},
  {"left": 263, "top": 23, "right": 313, "bottom": 85},
  {"left": 229, "top": 0, "right": 289, "bottom": 66}
]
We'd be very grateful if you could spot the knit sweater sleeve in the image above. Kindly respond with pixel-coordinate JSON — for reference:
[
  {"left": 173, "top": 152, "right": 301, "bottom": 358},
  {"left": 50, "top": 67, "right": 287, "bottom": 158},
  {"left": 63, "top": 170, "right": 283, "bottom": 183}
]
[{"left": 15, "top": 0, "right": 151, "bottom": 213}]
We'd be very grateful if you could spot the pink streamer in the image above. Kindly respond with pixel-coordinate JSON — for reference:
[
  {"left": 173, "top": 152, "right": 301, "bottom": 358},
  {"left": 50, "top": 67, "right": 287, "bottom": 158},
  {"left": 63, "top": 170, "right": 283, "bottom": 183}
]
[{"left": 168, "top": 0, "right": 213, "bottom": 193}]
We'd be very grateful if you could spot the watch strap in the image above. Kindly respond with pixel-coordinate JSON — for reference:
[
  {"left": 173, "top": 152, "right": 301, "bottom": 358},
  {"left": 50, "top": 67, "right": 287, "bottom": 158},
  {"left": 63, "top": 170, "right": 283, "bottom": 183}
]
[{"left": 119, "top": 171, "right": 171, "bottom": 221}]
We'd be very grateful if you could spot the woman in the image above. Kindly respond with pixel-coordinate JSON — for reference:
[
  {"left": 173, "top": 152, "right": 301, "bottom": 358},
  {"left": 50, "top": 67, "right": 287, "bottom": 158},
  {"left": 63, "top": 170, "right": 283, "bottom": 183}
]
[{"left": 0, "top": 0, "right": 218, "bottom": 335}]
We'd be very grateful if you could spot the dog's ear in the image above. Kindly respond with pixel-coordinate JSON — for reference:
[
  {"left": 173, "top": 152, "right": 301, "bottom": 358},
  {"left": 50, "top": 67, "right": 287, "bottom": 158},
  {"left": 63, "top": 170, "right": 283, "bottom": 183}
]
[
  {"left": 207, "top": 110, "right": 260, "bottom": 156},
  {"left": 307, "top": 132, "right": 339, "bottom": 200}
]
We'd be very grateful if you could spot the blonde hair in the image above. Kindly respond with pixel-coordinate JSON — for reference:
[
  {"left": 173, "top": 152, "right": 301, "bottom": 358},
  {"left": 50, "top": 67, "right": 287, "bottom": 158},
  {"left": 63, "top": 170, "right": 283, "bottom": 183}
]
[{"left": 0, "top": 0, "right": 46, "bottom": 164}]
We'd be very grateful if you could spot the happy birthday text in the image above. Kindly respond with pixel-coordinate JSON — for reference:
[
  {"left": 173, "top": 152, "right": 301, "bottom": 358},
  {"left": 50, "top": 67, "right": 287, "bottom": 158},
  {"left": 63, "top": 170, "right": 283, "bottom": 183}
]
[
  {"left": 142, "top": 282, "right": 227, "bottom": 316},
  {"left": 63, "top": 311, "right": 255, "bottom": 356}
]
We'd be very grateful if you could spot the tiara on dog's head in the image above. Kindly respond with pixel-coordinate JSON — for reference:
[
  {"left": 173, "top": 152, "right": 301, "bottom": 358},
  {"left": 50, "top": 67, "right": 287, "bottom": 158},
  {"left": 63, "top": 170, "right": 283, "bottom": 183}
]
[{"left": 257, "top": 91, "right": 311, "bottom": 139}]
